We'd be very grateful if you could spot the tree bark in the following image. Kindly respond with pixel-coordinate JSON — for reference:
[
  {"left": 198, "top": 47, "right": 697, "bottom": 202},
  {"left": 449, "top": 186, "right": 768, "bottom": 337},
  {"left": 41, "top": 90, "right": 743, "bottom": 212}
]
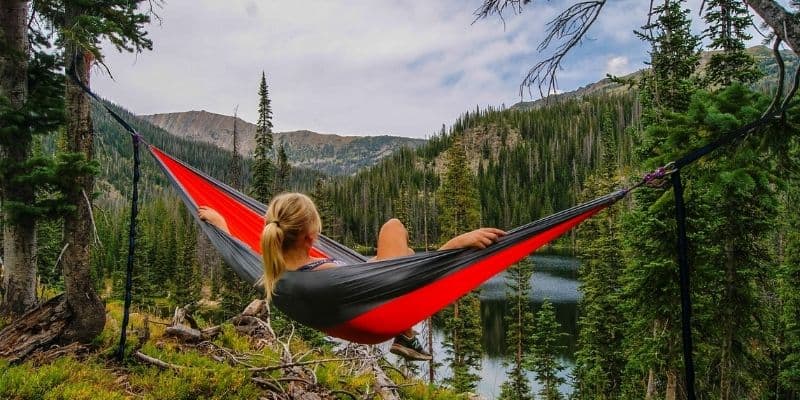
[
  {"left": 0, "top": 0, "right": 37, "bottom": 317},
  {"left": 0, "top": 295, "right": 72, "bottom": 363},
  {"left": 666, "top": 369, "right": 677, "bottom": 400},
  {"left": 745, "top": 0, "right": 800, "bottom": 53},
  {"left": 645, "top": 368, "right": 656, "bottom": 400},
  {"left": 720, "top": 241, "right": 736, "bottom": 400},
  {"left": 59, "top": 5, "right": 105, "bottom": 343}
]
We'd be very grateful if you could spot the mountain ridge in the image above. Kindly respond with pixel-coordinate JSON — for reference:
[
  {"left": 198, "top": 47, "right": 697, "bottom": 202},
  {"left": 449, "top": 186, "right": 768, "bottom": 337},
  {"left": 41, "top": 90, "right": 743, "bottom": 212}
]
[
  {"left": 510, "top": 45, "right": 795, "bottom": 110},
  {"left": 141, "top": 111, "right": 426, "bottom": 176}
]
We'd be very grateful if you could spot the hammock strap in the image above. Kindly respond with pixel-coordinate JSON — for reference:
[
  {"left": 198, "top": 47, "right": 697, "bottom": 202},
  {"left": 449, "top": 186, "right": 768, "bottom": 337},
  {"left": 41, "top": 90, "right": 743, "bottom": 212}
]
[
  {"left": 68, "top": 55, "right": 142, "bottom": 142},
  {"left": 68, "top": 59, "right": 144, "bottom": 360},
  {"left": 116, "top": 127, "right": 141, "bottom": 360},
  {"left": 672, "top": 170, "right": 696, "bottom": 400}
]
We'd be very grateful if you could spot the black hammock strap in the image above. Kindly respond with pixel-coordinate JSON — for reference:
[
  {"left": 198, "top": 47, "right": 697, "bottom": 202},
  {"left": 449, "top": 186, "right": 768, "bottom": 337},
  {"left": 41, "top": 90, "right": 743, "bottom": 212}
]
[{"left": 66, "top": 61, "right": 146, "bottom": 361}]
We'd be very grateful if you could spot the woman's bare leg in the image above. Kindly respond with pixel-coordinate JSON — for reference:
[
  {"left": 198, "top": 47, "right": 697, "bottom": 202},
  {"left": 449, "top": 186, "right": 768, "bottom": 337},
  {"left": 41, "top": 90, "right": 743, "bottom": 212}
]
[
  {"left": 375, "top": 218, "right": 414, "bottom": 260},
  {"left": 375, "top": 219, "right": 415, "bottom": 336}
]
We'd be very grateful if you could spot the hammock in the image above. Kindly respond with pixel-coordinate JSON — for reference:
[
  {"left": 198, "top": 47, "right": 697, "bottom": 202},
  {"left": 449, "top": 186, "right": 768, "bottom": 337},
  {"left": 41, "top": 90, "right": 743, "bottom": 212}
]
[{"left": 148, "top": 145, "right": 625, "bottom": 344}]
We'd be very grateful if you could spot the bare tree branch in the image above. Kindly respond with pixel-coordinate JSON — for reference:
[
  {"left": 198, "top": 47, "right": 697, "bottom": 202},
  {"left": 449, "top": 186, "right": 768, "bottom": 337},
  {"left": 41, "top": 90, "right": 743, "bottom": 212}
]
[
  {"left": 746, "top": 0, "right": 800, "bottom": 53},
  {"left": 247, "top": 355, "right": 379, "bottom": 373},
  {"left": 133, "top": 350, "right": 184, "bottom": 371},
  {"left": 475, "top": 0, "right": 606, "bottom": 98},
  {"left": 763, "top": 37, "right": 786, "bottom": 117},
  {"left": 474, "top": 0, "right": 531, "bottom": 20},
  {"left": 524, "top": 1, "right": 607, "bottom": 98}
]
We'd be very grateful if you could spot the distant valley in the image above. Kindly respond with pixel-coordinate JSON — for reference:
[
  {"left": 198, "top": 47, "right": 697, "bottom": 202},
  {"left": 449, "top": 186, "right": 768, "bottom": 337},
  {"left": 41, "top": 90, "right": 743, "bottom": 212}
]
[{"left": 142, "top": 111, "right": 426, "bottom": 176}]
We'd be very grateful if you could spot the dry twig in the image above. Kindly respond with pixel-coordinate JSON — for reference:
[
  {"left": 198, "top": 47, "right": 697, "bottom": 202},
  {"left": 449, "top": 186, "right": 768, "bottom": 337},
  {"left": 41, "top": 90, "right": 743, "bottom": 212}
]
[{"left": 133, "top": 350, "right": 183, "bottom": 371}]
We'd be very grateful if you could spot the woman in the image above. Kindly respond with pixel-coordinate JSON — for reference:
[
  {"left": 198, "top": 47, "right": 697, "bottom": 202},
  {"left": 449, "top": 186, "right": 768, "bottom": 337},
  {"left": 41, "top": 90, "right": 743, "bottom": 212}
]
[{"left": 199, "top": 192, "right": 505, "bottom": 361}]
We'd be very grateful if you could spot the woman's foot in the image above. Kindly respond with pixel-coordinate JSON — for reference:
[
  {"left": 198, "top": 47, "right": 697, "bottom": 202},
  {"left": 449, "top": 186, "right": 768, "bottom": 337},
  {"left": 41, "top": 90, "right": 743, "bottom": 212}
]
[{"left": 390, "top": 333, "right": 432, "bottom": 361}]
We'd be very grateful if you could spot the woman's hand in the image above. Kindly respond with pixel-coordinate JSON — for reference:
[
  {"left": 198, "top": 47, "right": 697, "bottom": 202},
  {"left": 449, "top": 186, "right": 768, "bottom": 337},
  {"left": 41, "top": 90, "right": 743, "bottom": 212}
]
[
  {"left": 198, "top": 206, "right": 230, "bottom": 234},
  {"left": 439, "top": 228, "right": 506, "bottom": 250}
]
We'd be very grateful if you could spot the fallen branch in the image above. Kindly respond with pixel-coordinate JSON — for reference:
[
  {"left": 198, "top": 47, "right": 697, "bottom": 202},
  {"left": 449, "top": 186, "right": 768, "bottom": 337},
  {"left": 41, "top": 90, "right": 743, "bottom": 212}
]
[
  {"left": 247, "top": 355, "right": 378, "bottom": 372},
  {"left": 27, "top": 342, "right": 87, "bottom": 366},
  {"left": 164, "top": 325, "right": 203, "bottom": 343},
  {"left": 170, "top": 303, "right": 199, "bottom": 329},
  {"left": 276, "top": 376, "right": 313, "bottom": 385},
  {"left": 133, "top": 350, "right": 183, "bottom": 371},
  {"left": 329, "top": 389, "right": 359, "bottom": 400},
  {"left": 0, "top": 295, "right": 71, "bottom": 363},
  {"left": 251, "top": 377, "right": 284, "bottom": 393}
]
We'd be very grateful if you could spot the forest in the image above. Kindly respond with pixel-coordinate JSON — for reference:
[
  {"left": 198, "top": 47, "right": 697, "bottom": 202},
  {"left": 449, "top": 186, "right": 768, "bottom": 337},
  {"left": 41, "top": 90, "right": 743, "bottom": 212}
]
[{"left": 2, "top": 0, "right": 800, "bottom": 399}]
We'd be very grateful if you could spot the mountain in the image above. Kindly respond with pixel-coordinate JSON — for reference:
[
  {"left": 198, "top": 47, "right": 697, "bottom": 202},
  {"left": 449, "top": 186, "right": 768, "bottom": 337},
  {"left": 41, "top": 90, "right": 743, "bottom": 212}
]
[
  {"left": 86, "top": 100, "right": 328, "bottom": 209},
  {"left": 322, "top": 45, "right": 796, "bottom": 247},
  {"left": 511, "top": 45, "right": 797, "bottom": 110},
  {"left": 141, "top": 111, "right": 426, "bottom": 176}
]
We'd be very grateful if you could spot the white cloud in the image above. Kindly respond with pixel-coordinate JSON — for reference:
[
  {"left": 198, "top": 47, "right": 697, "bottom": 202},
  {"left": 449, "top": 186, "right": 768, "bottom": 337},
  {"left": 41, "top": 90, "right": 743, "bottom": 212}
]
[
  {"left": 91, "top": 0, "right": 746, "bottom": 138},
  {"left": 605, "top": 56, "right": 631, "bottom": 76}
]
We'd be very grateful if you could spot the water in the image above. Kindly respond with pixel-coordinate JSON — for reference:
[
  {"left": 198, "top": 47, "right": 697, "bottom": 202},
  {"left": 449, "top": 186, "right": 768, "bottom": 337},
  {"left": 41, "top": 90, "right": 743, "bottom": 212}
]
[{"left": 401, "top": 255, "right": 581, "bottom": 399}]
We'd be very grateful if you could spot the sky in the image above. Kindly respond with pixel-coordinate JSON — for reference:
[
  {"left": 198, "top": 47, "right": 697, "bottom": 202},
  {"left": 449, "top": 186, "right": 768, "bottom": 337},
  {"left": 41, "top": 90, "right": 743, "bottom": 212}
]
[{"left": 93, "top": 0, "right": 767, "bottom": 139}]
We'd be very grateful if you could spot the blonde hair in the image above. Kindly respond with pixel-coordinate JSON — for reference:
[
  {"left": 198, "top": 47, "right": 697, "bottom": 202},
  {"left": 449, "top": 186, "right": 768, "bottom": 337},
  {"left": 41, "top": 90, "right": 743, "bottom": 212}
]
[{"left": 260, "top": 192, "right": 322, "bottom": 302}]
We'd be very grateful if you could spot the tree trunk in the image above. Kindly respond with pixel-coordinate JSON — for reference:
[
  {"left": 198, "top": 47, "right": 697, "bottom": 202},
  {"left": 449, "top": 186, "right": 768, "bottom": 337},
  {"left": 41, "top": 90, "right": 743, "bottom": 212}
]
[
  {"left": 0, "top": 295, "right": 71, "bottom": 363},
  {"left": 0, "top": 0, "right": 37, "bottom": 317},
  {"left": 745, "top": 0, "right": 800, "bottom": 53},
  {"left": 645, "top": 321, "right": 659, "bottom": 400},
  {"left": 720, "top": 242, "right": 736, "bottom": 400},
  {"left": 646, "top": 368, "right": 656, "bottom": 400},
  {"left": 59, "top": 6, "right": 105, "bottom": 343},
  {"left": 666, "top": 369, "right": 677, "bottom": 400}
]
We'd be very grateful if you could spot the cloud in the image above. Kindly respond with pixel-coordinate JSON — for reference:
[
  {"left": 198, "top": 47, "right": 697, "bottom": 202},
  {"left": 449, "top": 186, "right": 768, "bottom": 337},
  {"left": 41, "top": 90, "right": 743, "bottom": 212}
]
[
  {"left": 90, "top": 0, "right": 719, "bottom": 138},
  {"left": 605, "top": 56, "right": 631, "bottom": 76}
]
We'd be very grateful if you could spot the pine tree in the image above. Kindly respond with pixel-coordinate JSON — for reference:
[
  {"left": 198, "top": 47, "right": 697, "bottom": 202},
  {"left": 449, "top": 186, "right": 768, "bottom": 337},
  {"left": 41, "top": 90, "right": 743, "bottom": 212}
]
[
  {"left": 230, "top": 105, "right": 242, "bottom": 191},
  {"left": 702, "top": 0, "right": 761, "bottom": 87},
  {"left": 129, "top": 209, "right": 155, "bottom": 309},
  {"left": 173, "top": 211, "right": 200, "bottom": 307},
  {"left": 499, "top": 259, "right": 535, "bottom": 400},
  {"left": 392, "top": 183, "right": 414, "bottom": 243},
  {"left": 621, "top": 2, "right": 702, "bottom": 398},
  {"left": 441, "top": 291, "right": 483, "bottom": 393},
  {"left": 32, "top": 0, "right": 152, "bottom": 341},
  {"left": 530, "top": 299, "right": 566, "bottom": 400},
  {"left": 311, "top": 177, "right": 342, "bottom": 242},
  {"left": 573, "top": 112, "right": 625, "bottom": 400},
  {"left": 252, "top": 72, "right": 274, "bottom": 203},
  {"left": 0, "top": 5, "right": 71, "bottom": 316},
  {"left": 635, "top": 0, "right": 701, "bottom": 120},
  {"left": 689, "top": 86, "right": 779, "bottom": 399},
  {"left": 779, "top": 178, "right": 800, "bottom": 396},
  {"left": 436, "top": 137, "right": 483, "bottom": 393},
  {"left": 219, "top": 260, "right": 258, "bottom": 319},
  {"left": 0, "top": 0, "right": 37, "bottom": 316},
  {"left": 274, "top": 144, "right": 290, "bottom": 195},
  {"left": 437, "top": 138, "right": 480, "bottom": 240}
]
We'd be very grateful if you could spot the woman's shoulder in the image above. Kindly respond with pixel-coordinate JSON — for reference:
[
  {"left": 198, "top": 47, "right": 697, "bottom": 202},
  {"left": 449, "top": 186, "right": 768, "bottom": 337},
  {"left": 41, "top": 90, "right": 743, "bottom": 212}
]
[{"left": 297, "top": 257, "right": 342, "bottom": 271}]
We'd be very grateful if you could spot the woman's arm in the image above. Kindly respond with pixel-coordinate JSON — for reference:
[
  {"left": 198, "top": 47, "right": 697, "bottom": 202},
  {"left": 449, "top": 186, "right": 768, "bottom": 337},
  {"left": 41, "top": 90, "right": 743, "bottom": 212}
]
[
  {"left": 439, "top": 228, "right": 506, "bottom": 250},
  {"left": 198, "top": 206, "right": 230, "bottom": 234}
]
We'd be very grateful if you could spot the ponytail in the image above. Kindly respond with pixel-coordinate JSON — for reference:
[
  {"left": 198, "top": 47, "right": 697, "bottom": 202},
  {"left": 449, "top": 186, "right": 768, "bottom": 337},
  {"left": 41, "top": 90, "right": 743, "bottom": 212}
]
[
  {"left": 260, "top": 221, "right": 285, "bottom": 303},
  {"left": 259, "top": 193, "right": 322, "bottom": 303}
]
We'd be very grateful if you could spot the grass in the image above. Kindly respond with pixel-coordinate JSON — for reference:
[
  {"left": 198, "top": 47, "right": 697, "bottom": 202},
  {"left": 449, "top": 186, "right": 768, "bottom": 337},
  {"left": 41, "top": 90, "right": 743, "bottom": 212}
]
[{"left": 0, "top": 300, "right": 462, "bottom": 399}]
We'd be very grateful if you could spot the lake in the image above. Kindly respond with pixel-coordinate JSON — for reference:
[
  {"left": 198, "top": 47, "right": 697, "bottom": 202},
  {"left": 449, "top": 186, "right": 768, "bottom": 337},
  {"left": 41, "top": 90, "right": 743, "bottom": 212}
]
[{"left": 397, "top": 254, "right": 581, "bottom": 399}]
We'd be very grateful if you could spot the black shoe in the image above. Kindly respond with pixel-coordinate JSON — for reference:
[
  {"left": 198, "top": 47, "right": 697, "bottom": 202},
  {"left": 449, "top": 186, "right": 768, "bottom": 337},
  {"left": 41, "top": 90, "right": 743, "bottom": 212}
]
[{"left": 390, "top": 333, "right": 432, "bottom": 361}]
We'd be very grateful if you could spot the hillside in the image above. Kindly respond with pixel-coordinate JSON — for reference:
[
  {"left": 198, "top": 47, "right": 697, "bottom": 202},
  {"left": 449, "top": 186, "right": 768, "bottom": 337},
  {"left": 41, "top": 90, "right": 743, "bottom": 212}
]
[
  {"left": 511, "top": 45, "right": 797, "bottom": 110},
  {"left": 322, "top": 45, "right": 797, "bottom": 248},
  {"left": 322, "top": 92, "right": 639, "bottom": 247},
  {"left": 142, "top": 111, "right": 426, "bottom": 176},
  {"left": 88, "top": 101, "right": 325, "bottom": 207}
]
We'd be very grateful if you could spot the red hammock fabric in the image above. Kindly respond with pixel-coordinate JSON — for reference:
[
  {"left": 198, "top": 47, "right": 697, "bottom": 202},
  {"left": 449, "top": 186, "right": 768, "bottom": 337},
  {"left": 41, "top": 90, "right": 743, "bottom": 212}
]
[
  {"left": 325, "top": 208, "right": 602, "bottom": 343},
  {"left": 150, "top": 147, "right": 327, "bottom": 259}
]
